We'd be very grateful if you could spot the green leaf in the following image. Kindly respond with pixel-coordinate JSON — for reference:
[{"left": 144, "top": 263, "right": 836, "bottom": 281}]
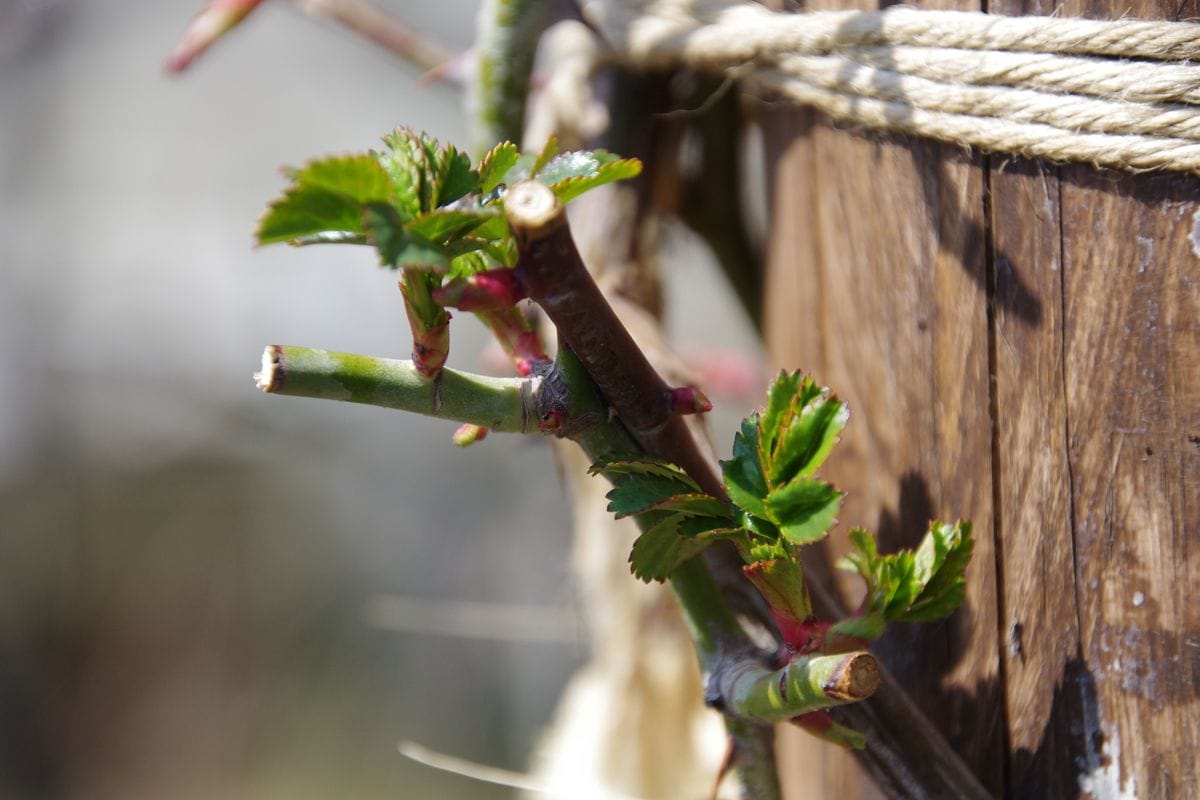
[
  {"left": 409, "top": 134, "right": 476, "bottom": 209},
  {"left": 406, "top": 209, "right": 494, "bottom": 244},
  {"left": 605, "top": 474, "right": 697, "bottom": 519},
  {"left": 756, "top": 372, "right": 846, "bottom": 485},
  {"left": 530, "top": 149, "right": 643, "bottom": 203},
  {"left": 550, "top": 158, "right": 642, "bottom": 204},
  {"left": 650, "top": 493, "right": 733, "bottom": 519},
  {"left": 529, "top": 134, "right": 559, "bottom": 178},
  {"left": 721, "top": 417, "right": 771, "bottom": 519},
  {"left": 760, "top": 371, "right": 804, "bottom": 460},
  {"left": 743, "top": 558, "right": 811, "bottom": 621},
  {"left": 879, "top": 550, "right": 919, "bottom": 618},
  {"left": 286, "top": 154, "right": 394, "bottom": 205},
  {"left": 764, "top": 478, "right": 842, "bottom": 545},
  {"left": 677, "top": 516, "right": 746, "bottom": 541},
  {"left": 256, "top": 184, "right": 365, "bottom": 245},
  {"left": 838, "top": 528, "right": 878, "bottom": 576},
  {"left": 291, "top": 232, "right": 369, "bottom": 246},
  {"left": 834, "top": 522, "right": 973, "bottom": 636},
  {"left": 477, "top": 141, "right": 520, "bottom": 193},
  {"left": 362, "top": 203, "right": 449, "bottom": 269},
  {"left": 376, "top": 129, "right": 426, "bottom": 220},
  {"left": 769, "top": 392, "right": 848, "bottom": 485},
  {"left": 902, "top": 522, "right": 974, "bottom": 622},
  {"left": 829, "top": 614, "right": 886, "bottom": 641},
  {"left": 590, "top": 457, "right": 700, "bottom": 489},
  {"left": 448, "top": 251, "right": 493, "bottom": 277},
  {"left": 628, "top": 513, "right": 709, "bottom": 583}
]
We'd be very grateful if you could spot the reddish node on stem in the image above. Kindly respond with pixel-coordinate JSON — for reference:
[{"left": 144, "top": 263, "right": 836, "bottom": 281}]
[
  {"left": 165, "top": 0, "right": 264, "bottom": 73},
  {"left": 452, "top": 423, "right": 489, "bottom": 447},
  {"left": 478, "top": 309, "right": 548, "bottom": 377},
  {"left": 791, "top": 710, "right": 834, "bottom": 735},
  {"left": 512, "top": 330, "right": 546, "bottom": 376},
  {"left": 538, "top": 408, "right": 567, "bottom": 433},
  {"left": 770, "top": 610, "right": 830, "bottom": 660},
  {"left": 669, "top": 386, "right": 713, "bottom": 415},
  {"left": 411, "top": 319, "right": 450, "bottom": 378},
  {"left": 432, "top": 269, "right": 525, "bottom": 312}
]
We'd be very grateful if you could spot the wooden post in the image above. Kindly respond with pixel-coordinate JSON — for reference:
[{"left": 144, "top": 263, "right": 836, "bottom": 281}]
[{"left": 761, "top": 1, "right": 1199, "bottom": 797}]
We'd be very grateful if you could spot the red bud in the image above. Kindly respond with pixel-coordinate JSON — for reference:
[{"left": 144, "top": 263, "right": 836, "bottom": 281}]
[
  {"left": 432, "top": 269, "right": 525, "bottom": 312},
  {"left": 452, "top": 424, "right": 488, "bottom": 447},
  {"left": 669, "top": 386, "right": 713, "bottom": 415}
]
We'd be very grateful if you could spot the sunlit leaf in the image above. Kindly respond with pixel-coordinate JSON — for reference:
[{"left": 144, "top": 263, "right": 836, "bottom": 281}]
[
  {"left": 256, "top": 184, "right": 364, "bottom": 245},
  {"left": 834, "top": 521, "right": 973, "bottom": 635},
  {"left": 286, "top": 154, "right": 394, "bottom": 205},
  {"left": 628, "top": 513, "right": 709, "bottom": 583},
  {"left": 764, "top": 478, "right": 842, "bottom": 545},
  {"left": 477, "top": 141, "right": 520, "bottom": 193}
]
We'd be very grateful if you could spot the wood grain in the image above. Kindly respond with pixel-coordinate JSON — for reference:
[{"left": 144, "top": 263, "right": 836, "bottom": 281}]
[
  {"left": 763, "top": 0, "right": 1200, "bottom": 797},
  {"left": 986, "top": 0, "right": 1200, "bottom": 797},
  {"left": 761, "top": 0, "right": 1003, "bottom": 797}
]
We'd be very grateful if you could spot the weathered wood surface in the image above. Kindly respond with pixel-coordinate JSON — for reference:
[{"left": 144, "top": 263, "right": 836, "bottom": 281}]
[{"left": 762, "top": 1, "right": 1199, "bottom": 798}]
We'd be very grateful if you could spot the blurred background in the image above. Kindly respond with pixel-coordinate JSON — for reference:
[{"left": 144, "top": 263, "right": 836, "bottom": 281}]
[{"left": 0, "top": 1, "right": 760, "bottom": 797}]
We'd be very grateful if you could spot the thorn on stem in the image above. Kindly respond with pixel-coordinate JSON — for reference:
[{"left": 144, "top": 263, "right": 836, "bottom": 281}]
[{"left": 669, "top": 386, "right": 713, "bottom": 415}]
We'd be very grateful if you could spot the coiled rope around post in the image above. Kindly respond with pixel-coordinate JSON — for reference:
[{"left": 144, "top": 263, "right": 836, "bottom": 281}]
[{"left": 579, "top": 0, "right": 1200, "bottom": 173}]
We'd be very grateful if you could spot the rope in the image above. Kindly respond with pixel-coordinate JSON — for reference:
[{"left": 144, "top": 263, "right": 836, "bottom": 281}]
[{"left": 580, "top": 0, "right": 1200, "bottom": 174}]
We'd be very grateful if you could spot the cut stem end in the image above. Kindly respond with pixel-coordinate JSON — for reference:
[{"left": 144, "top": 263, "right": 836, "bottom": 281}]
[{"left": 255, "top": 345, "right": 282, "bottom": 393}]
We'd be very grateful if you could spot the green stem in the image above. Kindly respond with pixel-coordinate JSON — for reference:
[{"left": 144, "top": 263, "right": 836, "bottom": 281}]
[
  {"left": 505, "top": 181, "right": 727, "bottom": 498},
  {"left": 668, "top": 556, "right": 744, "bottom": 665},
  {"left": 255, "top": 345, "right": 537, "bottom": 432},
  {"left": 296, "top": 0, "right": 455, "bottom": 73},
  {"left": 400, "top": 271, "right": 451, "bottom": 378},
  {"left": 255, "top": 343, "right": 788, "bottom": 797},
  {"left": 716, "top": 651, "right": 880, "bottom": 724},
  {"left": 550, "top": 347, "right": 784, "bottom": 800}
]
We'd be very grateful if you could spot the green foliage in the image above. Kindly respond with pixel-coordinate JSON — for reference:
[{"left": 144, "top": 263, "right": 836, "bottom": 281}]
[
  {"left": 477, "top": 142, "right": 520, "bottom": 193},
  {"left": 590, "top": 458, "right": 742, "bottom": 582},
  {"left": 256, "top": 127, "right": 640, "bottom": 276},
  {"left": 589, "top": 373, "right": 971, "bottom": 658},
  {"left": 498, "top": 134, "right": 643, "bottom": 204},
  {"left": 722, "top": 372, "right": 848, "bottom": 552},
  {"left": 831, "top": 522, "right": 974, "bottom": 639}
]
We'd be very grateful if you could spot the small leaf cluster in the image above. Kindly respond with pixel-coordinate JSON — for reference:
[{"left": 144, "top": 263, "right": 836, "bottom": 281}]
[
  {"left": 591, "top": 371, "right": 972, "bottom": 650},
  {"left": 721, "top": 371, "right": 849, "bottom": 558},
  {"left": 256, "top": 129, "right": 641, "bottom": 276},
  {"left": 831, "top": 521, "right": 974, "bottom": 640}
]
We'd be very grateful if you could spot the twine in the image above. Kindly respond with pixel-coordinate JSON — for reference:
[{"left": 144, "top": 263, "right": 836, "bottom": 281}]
[{"left": 580, "top": 0, "right": 1200, "bottom": 173}]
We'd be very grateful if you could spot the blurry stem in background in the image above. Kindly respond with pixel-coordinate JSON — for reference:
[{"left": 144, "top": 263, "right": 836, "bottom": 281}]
[
  {"left": 470, "top": 0, "right": 548, "bottom": 155},
  {"left": 166, "top": 0, "right": 456, "bottom": 76},
  {"left": 673, "top": 82, "right": 764, "bottom": 328},
  {"left": 165, "top": 0, "right": 265, "bottom": 72},
  {"left": 292, "top": 0, "right": 456, "bottom": 73}
]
